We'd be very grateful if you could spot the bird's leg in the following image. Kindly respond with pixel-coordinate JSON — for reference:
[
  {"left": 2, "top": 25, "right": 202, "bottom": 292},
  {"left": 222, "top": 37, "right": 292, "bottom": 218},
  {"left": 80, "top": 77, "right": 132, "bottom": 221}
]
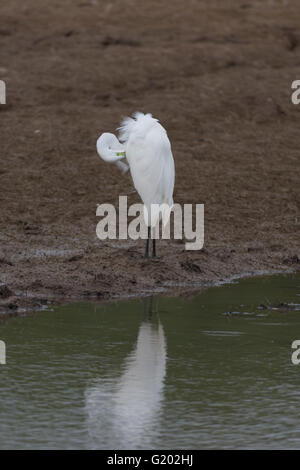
[
  {"left": 151, "top": 226, "right": 156, "bottom": 258},
  {"left": 144, "top": 226, "right": 151, "bottom": 258},
  {"left": 152, "top": 238, "right": 156, "bottom": 258}
]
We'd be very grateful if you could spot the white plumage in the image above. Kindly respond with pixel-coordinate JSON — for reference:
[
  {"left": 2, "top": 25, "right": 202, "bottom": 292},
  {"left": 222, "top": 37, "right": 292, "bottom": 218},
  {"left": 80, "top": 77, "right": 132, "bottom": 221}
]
[
  {"left": 97, "top": 112, "right": 175, "bottom": 226},
  {"left": 120, "top": 112, "right": 175, "bottom": 225}
]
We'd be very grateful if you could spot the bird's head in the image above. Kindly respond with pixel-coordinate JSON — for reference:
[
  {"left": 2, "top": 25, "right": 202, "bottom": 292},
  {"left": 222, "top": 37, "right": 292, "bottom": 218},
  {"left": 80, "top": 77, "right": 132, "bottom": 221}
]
[{"left": 96, "top": 133, "right": 126, "bottom": 163}]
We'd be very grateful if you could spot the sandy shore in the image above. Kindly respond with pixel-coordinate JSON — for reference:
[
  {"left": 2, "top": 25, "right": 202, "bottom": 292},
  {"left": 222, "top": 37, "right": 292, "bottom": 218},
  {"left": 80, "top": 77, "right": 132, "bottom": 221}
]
[{"left": 0, "top": 0, "right": 299, "bottom": 314}]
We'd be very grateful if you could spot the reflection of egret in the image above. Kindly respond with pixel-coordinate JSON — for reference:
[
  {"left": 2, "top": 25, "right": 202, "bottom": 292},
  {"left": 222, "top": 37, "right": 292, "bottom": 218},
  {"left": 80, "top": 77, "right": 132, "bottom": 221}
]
[{"left": 85, "top": 298, "right": 166, "bottom": 449}]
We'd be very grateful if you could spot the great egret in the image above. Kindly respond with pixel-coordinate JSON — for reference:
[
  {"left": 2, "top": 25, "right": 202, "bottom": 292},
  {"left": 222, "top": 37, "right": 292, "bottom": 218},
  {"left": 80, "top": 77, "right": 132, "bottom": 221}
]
[{"left": 96, "top": 112, "right": 175, "bottom": 257}]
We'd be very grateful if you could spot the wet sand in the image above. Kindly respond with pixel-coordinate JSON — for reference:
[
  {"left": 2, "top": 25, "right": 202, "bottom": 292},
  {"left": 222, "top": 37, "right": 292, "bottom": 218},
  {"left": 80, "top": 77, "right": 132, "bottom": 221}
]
[{"left": 0, "top": 0, "right": 299, "bottom": 314}]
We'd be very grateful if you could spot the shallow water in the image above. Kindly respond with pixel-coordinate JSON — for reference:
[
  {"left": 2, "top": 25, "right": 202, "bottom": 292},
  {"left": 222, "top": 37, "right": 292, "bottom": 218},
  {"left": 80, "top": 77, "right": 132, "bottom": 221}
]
[{"left": 1, "top": 273, "right": 300, "bottom": 449}]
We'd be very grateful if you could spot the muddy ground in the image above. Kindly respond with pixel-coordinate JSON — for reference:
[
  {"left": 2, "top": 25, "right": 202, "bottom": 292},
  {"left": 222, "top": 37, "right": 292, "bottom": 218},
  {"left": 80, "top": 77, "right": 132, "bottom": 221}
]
[{"left": 0, "top": 0, "right": 299, "bottom": 314}]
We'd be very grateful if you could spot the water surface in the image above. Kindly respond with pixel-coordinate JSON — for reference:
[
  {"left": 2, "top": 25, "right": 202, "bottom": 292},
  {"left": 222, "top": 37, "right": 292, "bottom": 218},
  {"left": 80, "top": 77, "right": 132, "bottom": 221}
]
[{"left": 1, "top": 273, "right": 300, "bottom": 449}]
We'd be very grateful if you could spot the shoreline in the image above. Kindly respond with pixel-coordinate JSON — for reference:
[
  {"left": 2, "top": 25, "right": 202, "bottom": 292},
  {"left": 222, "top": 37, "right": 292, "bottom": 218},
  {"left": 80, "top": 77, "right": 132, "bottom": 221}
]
[{"left": 1, "top": 242, "right": 298, "bottom": 317}]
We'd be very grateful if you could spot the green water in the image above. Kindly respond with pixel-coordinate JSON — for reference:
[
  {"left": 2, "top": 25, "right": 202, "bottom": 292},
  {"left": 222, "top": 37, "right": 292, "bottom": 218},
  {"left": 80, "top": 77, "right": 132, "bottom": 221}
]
[{"left": 1, "top": 273, "right": 300, "bottom": 449}]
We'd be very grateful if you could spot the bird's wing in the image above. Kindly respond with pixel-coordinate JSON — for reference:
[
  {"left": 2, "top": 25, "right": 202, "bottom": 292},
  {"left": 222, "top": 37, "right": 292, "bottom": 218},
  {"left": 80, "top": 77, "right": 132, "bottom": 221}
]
[{"left": 126, "top": 124, "right": 175, "bottom": 224}]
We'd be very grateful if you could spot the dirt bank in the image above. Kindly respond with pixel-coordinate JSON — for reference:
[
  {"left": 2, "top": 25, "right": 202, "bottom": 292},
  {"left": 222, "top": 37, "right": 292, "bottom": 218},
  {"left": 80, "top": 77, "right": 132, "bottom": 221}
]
[{"left": 0, "top": 0, "right": 299, "bottom": 314}]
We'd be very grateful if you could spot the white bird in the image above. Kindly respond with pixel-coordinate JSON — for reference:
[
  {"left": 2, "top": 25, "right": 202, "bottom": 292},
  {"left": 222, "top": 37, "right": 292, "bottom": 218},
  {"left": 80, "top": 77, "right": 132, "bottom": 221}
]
[{"left": 96, "top": 112, "right": 175, "bottom": 257}]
